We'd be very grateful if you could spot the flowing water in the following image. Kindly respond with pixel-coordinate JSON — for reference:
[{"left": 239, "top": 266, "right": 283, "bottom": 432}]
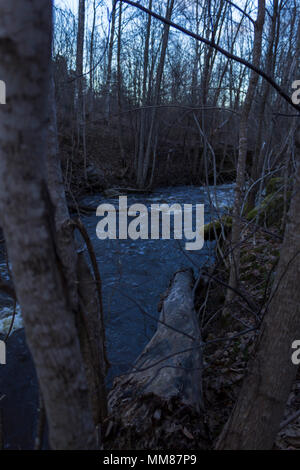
[
  {"left": 0, "top": 184, "right": 234, "bottom": 448},
  {"left": 1, "top": 184, "right": 234, "bottom": 380}
]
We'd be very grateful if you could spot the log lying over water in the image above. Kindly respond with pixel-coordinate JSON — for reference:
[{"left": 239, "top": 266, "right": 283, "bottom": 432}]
[{"left": 104, "top": 268, "right": 209, "bottom": 450}]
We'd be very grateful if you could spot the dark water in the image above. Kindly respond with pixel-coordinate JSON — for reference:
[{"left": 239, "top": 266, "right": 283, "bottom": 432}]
[
  {"left": 80, "top": 184, "right": 233, "bottom": 384},
  {"left": 0, "top": 184, "right": 233, "bottom": 449}
]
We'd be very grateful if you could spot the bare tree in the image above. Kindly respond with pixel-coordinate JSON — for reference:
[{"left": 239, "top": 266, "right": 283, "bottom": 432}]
[
  {"left": 104, "top": 0, "right": 117, "bottom": 120},
  {"left": 75, "top": 0, "right": 87, "bottom": 180},
  {"left": 137, "top": 0, "right": 175, "bottom": 188},
  {"left": 226, "top": 0, "right": 266, "bottom": 305},
  {"left": 247, "top": 0, "right": 280, "bottom": 211},
  {"left": 0, "top": 0, "right": 96, "bottom": 449},
  {"left": 47, "top": 72, "right": 108, "bottom": 430}
]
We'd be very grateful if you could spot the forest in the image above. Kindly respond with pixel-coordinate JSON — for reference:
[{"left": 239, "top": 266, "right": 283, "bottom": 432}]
[{"left": 0, "top": 0, "right": 300, "bottom": 452}]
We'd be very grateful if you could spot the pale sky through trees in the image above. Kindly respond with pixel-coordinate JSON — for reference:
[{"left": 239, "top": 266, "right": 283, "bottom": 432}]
[{"left": 54, "top": 0, "right": 254, "bottom": 28}]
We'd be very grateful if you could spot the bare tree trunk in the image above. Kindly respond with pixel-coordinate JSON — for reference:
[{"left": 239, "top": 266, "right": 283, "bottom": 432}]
[
  {"left": 247, "top": 0, "right": 279, "bottom": 211},
  {"left": 138, "top": 0, "right": 175, "bottom": 188},
  {"left": 75, "top": 0, "right": 87, "bottom": 180},
  {"left": 116, "top": 1, "right": 125, "bottom": 165},
  {"left": 0, "top": 0, "right": 96, "bottom": 449},
  {"left": 191, "top": 0, "right": 200, "bottom": 104},
  {"left": 105, "top": 0, "right": 117, "bottom": 121},
  {"left": 200, "top": 0, "right": 225, "bottom": 107},
  {"left": 76, "top": 0, "right": 85, "bottom": 110},
  {"left": 226, "top": 0, "right": 265, "bottom": 305},
  {"left": 88, "top": 0, "right": 97, "bottom": 115},
  {"left": 47, "top": 74, "right": 108, "bottom": 427},
  {"left": 216, "top": 128, "right": 300, "bottom": 449},
  {"left": 136, "top": 0, "right": 152, "bottom": 184}
]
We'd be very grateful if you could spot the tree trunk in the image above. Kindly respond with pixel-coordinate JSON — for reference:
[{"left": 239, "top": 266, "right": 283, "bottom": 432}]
[
  {"left": 216, "top": 127, "right": 300, "bottom": 450},
  {"left": 105, "top": 0, "right": 117, "bottom": 120},
  {"left": 88, "top": 0, "right": 97, "bottom": 115},
  {"left": 0, "top": 0, "right": 96, "bottom": 449},
  {"left": 247, "top": 0, "right": 279, "bottom": 211},
  {"left": 47, "top": 74, "right": 108, "bottom": 427},
  {"left": 136, "top": 0, "right": 152, "bottom": 184},
  {"left": 138, "top": 0, "right": 174, "bottom": 188},
  {"left": 226, "top": 0, "right": 265, "bottom": 305},
  {"left": 75, "top": 0, "right": 87, "bottom": 180},
  {"left": 116, "top": 1, "right": 125, "bottom": 165}
]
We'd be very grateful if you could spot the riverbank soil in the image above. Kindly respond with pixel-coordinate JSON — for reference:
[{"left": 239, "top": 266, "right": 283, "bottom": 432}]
[{"left": 197, "top": 222, "right": 300, "bottom": 450}]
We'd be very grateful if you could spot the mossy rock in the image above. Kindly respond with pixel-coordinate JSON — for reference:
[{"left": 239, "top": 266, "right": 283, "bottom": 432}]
[
  {"left": 204, "top": 215, "right": 232, "bottom": 240},
  {"left": 246, "top": 190, "right": 291, "bottom": 228}
]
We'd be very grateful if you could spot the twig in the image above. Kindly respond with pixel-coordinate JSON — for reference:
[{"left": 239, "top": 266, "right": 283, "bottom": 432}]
[
  {"left": 68, "top": 218, "right": 110, "bottom": 370},
  {"left": 120, "top": 0, "right": 300, "bottom": 113}
]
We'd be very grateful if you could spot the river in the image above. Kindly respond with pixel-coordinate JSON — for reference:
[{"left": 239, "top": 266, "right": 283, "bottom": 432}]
[{"left": 0, "top": 184, "right": 234, "bottom": 449}]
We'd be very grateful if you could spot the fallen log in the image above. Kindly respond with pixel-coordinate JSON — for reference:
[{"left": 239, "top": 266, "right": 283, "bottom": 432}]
[{"left": 104, "top": 268, "right": 210, "bottom": 450}]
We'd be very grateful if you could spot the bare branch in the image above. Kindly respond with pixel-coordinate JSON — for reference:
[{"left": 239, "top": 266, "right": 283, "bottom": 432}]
[{"left": 120, "top": 0, "right": 300, "bottom": 113}]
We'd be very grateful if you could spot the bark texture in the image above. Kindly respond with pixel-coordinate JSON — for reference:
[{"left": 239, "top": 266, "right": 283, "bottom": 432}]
[
  {"left": 47, "top": 75, "right": 108, "bottom": 426},
  {"left": 0, "top": 0, "right": 96, "bottom": 449}
]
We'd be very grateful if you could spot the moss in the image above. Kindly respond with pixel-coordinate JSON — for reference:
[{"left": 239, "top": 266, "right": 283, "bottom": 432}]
[
  {"left": 246, "top": 190, "right": 291, "bottom": 228},
  {"left": 204, "top": 215, "right": 232, "bottom": 240},
  {"left": 241, "top": 253, "right": 256, "bottom": 264},
  {"left": 271, "top": 249, "right": 280, "bottom": 258},
  {"left": 253, "top": 245, "right": 265, "bottom": 254},
  {"left": 266, "top": 177, "right": 283, "bottom": 196}
]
